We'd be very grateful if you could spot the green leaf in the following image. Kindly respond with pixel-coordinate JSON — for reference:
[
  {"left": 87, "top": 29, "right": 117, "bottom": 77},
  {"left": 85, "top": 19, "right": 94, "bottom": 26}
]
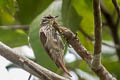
[
  {"left": 78, "top": 31, "right": 94, "bottom": 52},
  {"left": 0, "top": 29, "right": 28, "bottom": 47},
  {"left": 62, "top": 0, "right": 82, "bottom": 32},
  {"left": 102, "top": 27, "right": 113, "bottom": 41},
  {"left": 62, "top": 0, "right": 94, "bottom": 52},
  {"left": 72, "top": 0, "right": 94, "bottom": 35},
  {"left": 62, "top": 0, "right": 94, "bottom": 34},
  {"left": 68, "top": 60, "right": 95, "bottom": 75},
  {"left": 103, "top": 0, "right": 115, "bottom": 13},
  {"left": 0, "top": 0, "right": 7, "bottom": 8},
  {"left": 101, "top": 54, "right": 120, "bottom": 80},
  {"left": 0, "top": 0, "right": 15, "bottom": 25},
  {"left": 0, "top": 9, "right": 15, "bottom": 25},
  {"left": 29, "top": 0, "right": 62, "bottom": 72},
  {"left": 102, "top": 60, "right": 120, "bottom": 79},
  {"left": 16, "top": 0, "right": 53, "bottom": 24},
  {"left": 0, "top": 0, "right": 15, "bottom": 14}
]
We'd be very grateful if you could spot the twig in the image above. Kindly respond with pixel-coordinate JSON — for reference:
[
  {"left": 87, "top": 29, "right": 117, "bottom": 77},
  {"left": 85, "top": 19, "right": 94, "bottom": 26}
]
[
  {"left": 112, "top": 0, "right": 120, "bottom": 27},
  {"left": 100, "top": 1, "right": 115, "bottom": 29},
  {"left": 112, "top": 0, "right": 120, "bottom": 17},
  {"left": 52, "top": 16, "right": 116, "bottom": 80},
  {"left": 0, "top": 42, "right": 70, "bottom": 80},
  {"left": 28, "top": 74, "right": 32, "bottom": 80},
  {"left": 0, "top": 25, "right": 29, "bottom": 30},
  {"left": 116, "top": 16, "right": 120, "bottom": 26},
  {"left": 102, "top": 42, "right": 118, "bottom": 48}
]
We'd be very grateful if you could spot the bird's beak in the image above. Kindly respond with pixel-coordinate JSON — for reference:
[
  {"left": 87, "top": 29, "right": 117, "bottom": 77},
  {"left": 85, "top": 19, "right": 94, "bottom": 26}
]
[{"left": 55, "top": 16, "right": 58, "bottom": 18}]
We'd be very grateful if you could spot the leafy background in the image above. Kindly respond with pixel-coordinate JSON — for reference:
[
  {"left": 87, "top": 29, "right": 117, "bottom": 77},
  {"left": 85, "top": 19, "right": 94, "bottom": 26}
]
[{"left": 0, "top": 0, "right": 120, "bottom": 80}]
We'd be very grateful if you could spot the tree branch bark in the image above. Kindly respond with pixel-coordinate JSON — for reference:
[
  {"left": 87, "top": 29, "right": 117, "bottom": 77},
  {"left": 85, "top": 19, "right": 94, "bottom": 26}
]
[
  {"left": 112, "top": 0, "right": 120, "bottom": 17},
  {"left": 0, "top": 42, "right": 70, "bottom": 80},
  {"left": 92, "top": 0, "right": 102, "bottom": 71},
  {"left": 91, "top": 0, "right": 115, "bottom": 79},
  {"left": 52, "top": 17, "right": 116, "bottom": 80},
  {"left": 0, "top": 25, "right": 29, "bottom": 30},
  {"left": 112, "top": 0, "right": 120, "bottom": 27}
]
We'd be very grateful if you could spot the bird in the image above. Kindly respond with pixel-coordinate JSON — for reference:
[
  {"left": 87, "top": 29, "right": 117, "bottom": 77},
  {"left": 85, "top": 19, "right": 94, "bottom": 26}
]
[{"left": 39, "top": 14, "right": 71, "bottom": 77}]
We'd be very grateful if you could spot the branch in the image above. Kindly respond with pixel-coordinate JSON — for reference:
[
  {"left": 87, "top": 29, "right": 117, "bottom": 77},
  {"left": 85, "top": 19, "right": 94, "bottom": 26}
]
[
  {"left": 112, "top": 0, "right": 120, "bottom": 18},
  {"left": 0, "top": 25, "right": 29, "bottom": 30},
  {"left": 0, "top": 42, "right": 70, "bottom": 80},
  {"left": 102, "top": 42, "right": 118, "bottom": 48},
  {"left": 92, "top": 0, "right": 102, "bottom": 68},
  {"left": 91, "top": 0, "right": 114, "bottom": 79},
  {"left": 100, "top": 1, "right": 115, "bottom": 29},
  {"left": 53, "top": 17, "right": 116, "bottom": 80},
  {"left": 112, "top": 0, "right": 120, "bottom": 27}
]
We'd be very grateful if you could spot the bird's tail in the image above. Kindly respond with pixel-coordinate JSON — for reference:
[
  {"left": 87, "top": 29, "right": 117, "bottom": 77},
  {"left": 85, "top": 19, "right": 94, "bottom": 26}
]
[{"left": 58, "top": 59, "right": 72, "bottom": 77}]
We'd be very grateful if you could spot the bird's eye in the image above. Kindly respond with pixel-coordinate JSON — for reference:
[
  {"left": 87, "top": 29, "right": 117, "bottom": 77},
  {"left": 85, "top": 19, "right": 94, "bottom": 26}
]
[
  {"left": 44, "top": 15, "right": 53, "bottom": 19},
  {"left": 46, "top": 16, "right": 53, "bottom": 19}
]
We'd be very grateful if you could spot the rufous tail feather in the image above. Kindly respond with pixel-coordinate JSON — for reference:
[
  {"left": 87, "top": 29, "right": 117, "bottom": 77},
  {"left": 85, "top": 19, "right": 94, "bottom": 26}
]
[{"left": 58, "top": 59, "right": 72, "bottom": 77}]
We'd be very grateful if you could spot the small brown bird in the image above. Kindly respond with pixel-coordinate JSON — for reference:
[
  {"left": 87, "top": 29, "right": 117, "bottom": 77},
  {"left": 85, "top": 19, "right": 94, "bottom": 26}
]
[{"left": 39, "top": 15, "right": 71, "bottom": 76}]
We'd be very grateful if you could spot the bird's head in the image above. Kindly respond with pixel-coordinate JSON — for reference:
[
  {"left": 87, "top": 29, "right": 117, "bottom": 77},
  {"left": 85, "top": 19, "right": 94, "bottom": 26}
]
[{"left": 41, "top": 14, "right": 58, "bottom": 26}]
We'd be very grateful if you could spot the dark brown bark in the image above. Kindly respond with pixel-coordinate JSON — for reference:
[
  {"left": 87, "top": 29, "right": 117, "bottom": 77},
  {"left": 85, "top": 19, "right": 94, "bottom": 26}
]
[
  {"left": 93, "top": 0, "right": 102, "bottom": 55},
  {"left": 112, "top": 0, "right": 120, "bottom": 17}
]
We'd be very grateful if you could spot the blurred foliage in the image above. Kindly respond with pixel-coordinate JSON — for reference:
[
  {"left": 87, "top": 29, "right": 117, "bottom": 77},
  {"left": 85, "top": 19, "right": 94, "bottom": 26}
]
[
  {"left": 0, "top": 0, "right": 120, "bottom": 80},
  {"left": 73, "top": 0, "right": 94, "bottom": 35},
  {"left": 0, "top": 0, "right": 15, "bottom": 25},
  {"left": 16, "top": 0, "right": 53, "bottom": 24},
  {"left": 62, "top": 0, "right": 94, "bottom": 52},
  {"left": 0, "top": 29, "right": 28, "bottom": 47},
  {"left": 102, "top": 56, "right": 120, "bottom": 79},
  {"left": 62, "top": 0, "right": 82, "bottom": 32},
  {"left": 77, "top": 31, "right": 94, "bottom": 53},
  {"left": 102, "top": 27, "right": 113, "bottom": 41}
]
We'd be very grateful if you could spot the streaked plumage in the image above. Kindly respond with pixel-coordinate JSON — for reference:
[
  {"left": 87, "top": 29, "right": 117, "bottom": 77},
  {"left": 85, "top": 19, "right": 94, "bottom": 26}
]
[{"left": 39, "top": 15, "right": 71, "bottom": 76}]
